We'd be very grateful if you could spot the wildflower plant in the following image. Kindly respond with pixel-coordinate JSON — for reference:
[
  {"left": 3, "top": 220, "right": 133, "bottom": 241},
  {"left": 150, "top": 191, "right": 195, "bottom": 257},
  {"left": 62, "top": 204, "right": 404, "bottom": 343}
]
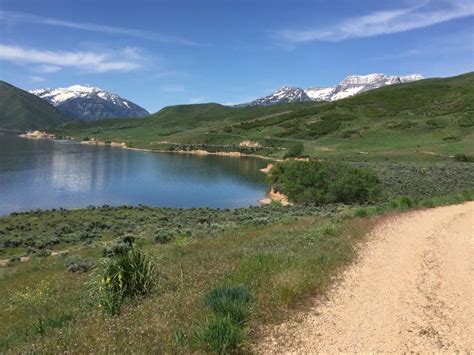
[{"left": 91, "top": 246, "right": 156, "bottom": 315}]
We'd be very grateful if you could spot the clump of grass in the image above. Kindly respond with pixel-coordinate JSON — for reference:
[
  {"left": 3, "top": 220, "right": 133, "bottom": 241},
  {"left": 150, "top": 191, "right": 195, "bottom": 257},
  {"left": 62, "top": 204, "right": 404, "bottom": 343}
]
[
  {"left": 354, "top": 208, "right": 369, "bottom": 217},
  {"left": 91, "top": 245, "right": 156, "bottom": 315},
  {"left": 203, "top": 285, "right": 252, "bottom": 325},
  {"left": 33, "top": 313, "right": 73, "bottom": 336},
  {"left": 196, "top": 316, "right": 242, "bottom": 354},
  {"left": 196, "top": 285, "right": 252, "bottom": 353}
]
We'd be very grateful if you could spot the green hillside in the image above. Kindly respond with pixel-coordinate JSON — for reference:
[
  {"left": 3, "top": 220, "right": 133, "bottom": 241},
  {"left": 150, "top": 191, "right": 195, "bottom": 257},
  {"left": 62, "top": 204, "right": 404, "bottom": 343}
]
[
  {"left": 56, "top": 72, "right": 474, "bottom": 161},
  {"left": 0, "top": 81, "right": 73, "bottom": 131}
]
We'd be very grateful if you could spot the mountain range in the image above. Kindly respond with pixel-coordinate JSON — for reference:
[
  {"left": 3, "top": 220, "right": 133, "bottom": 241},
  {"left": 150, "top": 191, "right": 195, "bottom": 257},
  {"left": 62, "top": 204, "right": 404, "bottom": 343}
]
[
  {"left": 242, "top": 73, "right": 424, "bottom": 106},
  {"left": 30, "top": 85, "right": 149, "bottom": 121}
]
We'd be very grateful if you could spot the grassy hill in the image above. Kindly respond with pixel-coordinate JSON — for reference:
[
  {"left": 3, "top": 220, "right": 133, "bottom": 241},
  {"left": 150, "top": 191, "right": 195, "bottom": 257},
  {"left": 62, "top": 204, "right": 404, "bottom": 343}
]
[
  {"left": 0, "top": 81, "right": 73, "bottom": 131},
  {"left": 56, "top": 72, "right": 474, "bottom": 161}
]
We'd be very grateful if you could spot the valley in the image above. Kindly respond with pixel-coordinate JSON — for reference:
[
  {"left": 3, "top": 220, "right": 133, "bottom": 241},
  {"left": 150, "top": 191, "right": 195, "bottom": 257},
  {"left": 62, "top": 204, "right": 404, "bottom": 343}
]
[{"left": 53, "top": 72, "right": 474, "bottom": 161}]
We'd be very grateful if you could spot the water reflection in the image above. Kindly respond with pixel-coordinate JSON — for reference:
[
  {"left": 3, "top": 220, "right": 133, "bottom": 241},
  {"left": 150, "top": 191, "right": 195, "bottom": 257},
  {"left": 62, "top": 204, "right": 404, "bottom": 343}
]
[{"left": 0, "top": 135, "right": 269, "bottom": 214}]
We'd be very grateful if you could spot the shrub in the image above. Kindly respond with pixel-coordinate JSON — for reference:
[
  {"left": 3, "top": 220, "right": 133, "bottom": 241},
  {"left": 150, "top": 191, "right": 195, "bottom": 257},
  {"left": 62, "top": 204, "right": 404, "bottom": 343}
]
[
  {"left": 283, "top": 143, "right": 304, "bottom": 159},
  {"left": 154, "top": 230, "right": 176, "bottom": 244},
  {"left": 66, "top": 257, "right": 94, "bottom": 273},
  {"left": 320, "top": 112, "right": 357, "bottom": 121},
  {"left": 8, "top": 255, "right": 21, "bottom": 264},
  {"left": 454, "top": 153, "right": 474, "bottom": 162},
  {"left": 341, "top": 129, "right": 360, "bottom": 138},
  {"left": 203, "top": 285, "right": 252, "bottom": 325},
  {"left": 306, "top": 120, "right": 341, "bottom": 138},
  {"left": 399, "top": 196, "right": 415, "bottom": 209},
  {"left": 92, "top": 246, "right": 156, "bottom": 315},
  {"left": 269, "top": 161, "right": 381, "bottom": 205},
  {"left": 102, "top": 235, "right": 135, "bottom": 257},
  {"left": 35, "top": 249, "right": 52, "bottom": 258},
  {"left": 196, "top": 316, "right": 241, "bottom": 354}
]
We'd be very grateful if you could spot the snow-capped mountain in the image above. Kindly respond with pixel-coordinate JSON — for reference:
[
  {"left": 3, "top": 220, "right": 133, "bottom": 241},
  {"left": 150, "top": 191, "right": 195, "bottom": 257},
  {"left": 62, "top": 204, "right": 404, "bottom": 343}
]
[
  {"left": 241, "top": 73, "right": 423, "bottom": 106},
  {"left": 242, "top": 86, "right": 312, "bottom": 106},
  {"left": 318, "top": 73, "right": 424, "bottom": 101},
  {"left": 30, "top": 85, "right": 149, "bottom": 121}
]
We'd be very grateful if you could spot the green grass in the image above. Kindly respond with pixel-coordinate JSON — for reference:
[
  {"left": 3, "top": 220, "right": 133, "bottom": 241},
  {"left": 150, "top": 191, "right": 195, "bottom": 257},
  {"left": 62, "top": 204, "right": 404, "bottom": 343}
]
[
  {"left": 1, "top": 188, "right": 473, "bottom": 352},
  {"left": 54, "top": 72, "right": 474, "bottom": 161},
  {"left": 0, "top": 81, "right": 73, "bottom": 131}
]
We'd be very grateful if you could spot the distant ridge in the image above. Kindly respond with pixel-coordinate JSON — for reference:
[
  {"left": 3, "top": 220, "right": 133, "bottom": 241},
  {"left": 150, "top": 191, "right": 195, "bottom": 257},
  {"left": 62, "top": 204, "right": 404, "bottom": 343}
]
[{"left": 0, "top": 81, "right": 73, "bottom": 131}]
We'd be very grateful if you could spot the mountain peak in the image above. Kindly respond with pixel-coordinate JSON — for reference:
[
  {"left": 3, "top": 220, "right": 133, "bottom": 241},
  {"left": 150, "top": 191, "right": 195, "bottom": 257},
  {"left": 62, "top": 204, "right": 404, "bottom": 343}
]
[
  {"left": 242, "top": 86, "right": 311, "bottom": 106},
  {"left": 30, "top": 85, "right": 149, "bottom": 121}
]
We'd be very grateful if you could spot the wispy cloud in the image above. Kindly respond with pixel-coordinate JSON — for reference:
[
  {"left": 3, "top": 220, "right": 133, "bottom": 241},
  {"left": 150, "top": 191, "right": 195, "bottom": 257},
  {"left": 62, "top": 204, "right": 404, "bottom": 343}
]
[
  {"left": 0, "top": 44, "right": 144, "bottom": 73},
  {"left": 373, "top": 29, "right": 474, "bottom": 61},
  {"left": 29, "top": 76, "right": 45, "bottom": 82},
  {"left": 35, "top": 64, "right": 63, "bottom": 73},
  {"left": 189, "top": 97, "right": 207, "bottom": 104},
  {"left": 160, "top": 84, "right": 186, "bottom": 93},
  {"left": 272, "top": 0, "right": 474, "bottom": 44},
  {"left": 0, "top": 10, "right": 199, "bottom": 46}
]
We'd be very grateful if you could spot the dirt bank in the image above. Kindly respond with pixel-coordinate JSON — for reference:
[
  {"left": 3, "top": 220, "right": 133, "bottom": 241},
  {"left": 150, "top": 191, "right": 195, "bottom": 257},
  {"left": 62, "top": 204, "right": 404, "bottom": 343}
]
[{"left": 258, "top": 202, "right": 474, "bottom": 353}]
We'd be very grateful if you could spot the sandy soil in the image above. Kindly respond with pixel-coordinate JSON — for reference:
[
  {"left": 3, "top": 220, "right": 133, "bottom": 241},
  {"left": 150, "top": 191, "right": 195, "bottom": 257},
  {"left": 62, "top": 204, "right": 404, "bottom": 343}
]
[{"left": 258, "top": 202, "right": 474, "bottom": 353}]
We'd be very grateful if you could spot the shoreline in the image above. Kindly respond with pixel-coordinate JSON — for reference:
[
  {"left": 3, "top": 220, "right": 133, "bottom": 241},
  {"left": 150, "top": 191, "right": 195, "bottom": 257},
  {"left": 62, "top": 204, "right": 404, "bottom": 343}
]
[
  {"left": 15, "top": 131, "right": 288, "bottom": 208},
  {"left": 81, "top": 139, "right": 282, "bottom": 161}
]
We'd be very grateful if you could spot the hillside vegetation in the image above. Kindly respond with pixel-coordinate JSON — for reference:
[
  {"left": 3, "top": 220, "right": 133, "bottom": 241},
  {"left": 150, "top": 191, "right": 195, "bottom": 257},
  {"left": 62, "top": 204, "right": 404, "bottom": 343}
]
[
  {"left": 56, "top": 72, "right": 474, "bottom": 161},
  {"left": 0, "top": 81, "right": 73, "bottom": 131}
]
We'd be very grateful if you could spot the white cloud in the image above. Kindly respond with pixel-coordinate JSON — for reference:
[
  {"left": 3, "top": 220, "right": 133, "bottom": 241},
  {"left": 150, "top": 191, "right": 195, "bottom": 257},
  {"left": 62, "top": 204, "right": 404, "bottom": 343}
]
[
  {"left": 0, "top": 44, "right": 143, "bottom": 73},
  {"left": 273, "top": 0, "right": 474, "bottom": 43},
  {"left": 0, "top": 10, "right": 199, "bottom": 46}
]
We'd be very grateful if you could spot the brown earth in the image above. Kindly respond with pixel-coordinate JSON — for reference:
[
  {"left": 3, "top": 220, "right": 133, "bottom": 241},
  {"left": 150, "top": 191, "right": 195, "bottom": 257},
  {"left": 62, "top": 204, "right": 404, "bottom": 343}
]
[{"left": 258, "top": 202, "right": 474, "bottom": 353}]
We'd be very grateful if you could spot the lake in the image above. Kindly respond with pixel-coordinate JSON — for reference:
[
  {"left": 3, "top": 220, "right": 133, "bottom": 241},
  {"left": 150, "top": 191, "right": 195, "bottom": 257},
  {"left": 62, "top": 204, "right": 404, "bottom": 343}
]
[{"left": 0, "top": 134, "right": 269, "bottom": 215}]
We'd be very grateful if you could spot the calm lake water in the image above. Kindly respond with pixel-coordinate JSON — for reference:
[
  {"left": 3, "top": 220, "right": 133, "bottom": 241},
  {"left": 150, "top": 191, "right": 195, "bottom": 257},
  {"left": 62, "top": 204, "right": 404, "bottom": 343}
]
[{"left": 0, "top": 134, "right": 269, "bottom": 215}]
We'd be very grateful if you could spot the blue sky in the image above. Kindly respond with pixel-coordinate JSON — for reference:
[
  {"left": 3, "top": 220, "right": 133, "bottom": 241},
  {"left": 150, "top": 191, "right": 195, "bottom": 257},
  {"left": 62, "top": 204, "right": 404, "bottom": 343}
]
[{"left": 0, "top": 0, "right": 473, "bottom": 113}]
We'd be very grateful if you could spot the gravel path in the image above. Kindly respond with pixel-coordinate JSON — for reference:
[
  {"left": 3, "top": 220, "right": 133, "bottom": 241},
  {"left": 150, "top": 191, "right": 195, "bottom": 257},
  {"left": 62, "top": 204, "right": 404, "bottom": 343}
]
[{"left": 258, "top": 202, "right": 474, "bottom": 353}]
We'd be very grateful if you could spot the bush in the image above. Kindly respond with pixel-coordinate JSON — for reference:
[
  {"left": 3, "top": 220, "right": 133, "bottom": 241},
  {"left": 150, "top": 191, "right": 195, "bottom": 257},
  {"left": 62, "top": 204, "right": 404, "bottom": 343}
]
[
  {"left": 306, "top": 120, "right": 341, "bottom": 138},
  {"left": 283, "top": 143, "right": 304, "bottom": 159},
  {"left": 399, "top": 196, "right": 415, "bottom": 209},
  {"left": 454, "top": 153, "right": 474, "bottom": 162},
  {"left": 92, "top": 246, "right": 156, "bottom": 315},
  {"left": 269, "top": 161, "right": 381, "bottom": 205},
  {"left": 35, "top": 249, "right": 52, "bottom": 258},
  {"left": 66, "top": 257, "right": 94, "bottom": 273},
  {"left": 102, "top": 235, "right": 135, "bottom": 257}
]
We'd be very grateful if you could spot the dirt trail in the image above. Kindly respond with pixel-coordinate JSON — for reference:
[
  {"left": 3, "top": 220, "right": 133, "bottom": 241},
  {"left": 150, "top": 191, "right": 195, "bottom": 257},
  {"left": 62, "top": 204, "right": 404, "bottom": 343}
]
[{"left": 258, "top": 202, "right": 474, "bottom": 353}]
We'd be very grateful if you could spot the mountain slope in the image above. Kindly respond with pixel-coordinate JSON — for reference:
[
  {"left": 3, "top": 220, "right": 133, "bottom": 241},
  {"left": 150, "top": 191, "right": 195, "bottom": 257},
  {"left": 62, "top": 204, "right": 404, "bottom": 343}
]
[
  {"left": 56, "top": 72, "right": 474, "bottom": 160},
  {"left": 0, "top": 81, "right": 74, "bottom": 131},
  {"left": 31, "top": 85, "right": 149, "bottom": 121}
]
